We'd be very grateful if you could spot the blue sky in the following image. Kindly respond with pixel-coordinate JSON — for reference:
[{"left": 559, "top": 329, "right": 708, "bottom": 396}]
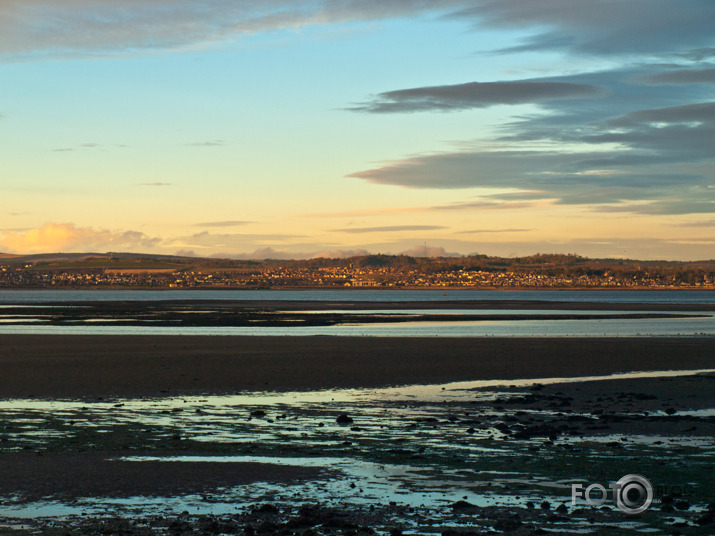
[{"left": 1, "top": 1, "right": 713, "bottom": 260}]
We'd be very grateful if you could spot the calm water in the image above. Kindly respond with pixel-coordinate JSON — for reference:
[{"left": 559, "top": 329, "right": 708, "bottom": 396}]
[
  {"left": 0, "top": 288, "right": 713, "bottom": 304},
  {"left": 0, "top": 289, "right": 713, "bottom": 337}
]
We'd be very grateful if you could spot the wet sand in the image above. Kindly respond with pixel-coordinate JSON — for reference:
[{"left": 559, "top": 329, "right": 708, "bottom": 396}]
[
  {"left": 0, "top": 453, "right": 327, "bottom": 501},
  {"left": 0, "top": 335, "right": 714, "bottom": 399}
]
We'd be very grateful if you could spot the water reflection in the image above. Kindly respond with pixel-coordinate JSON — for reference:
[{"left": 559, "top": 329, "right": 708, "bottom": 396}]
[{"left": 0, "top": 314, "right": 713, "bottom": 336}]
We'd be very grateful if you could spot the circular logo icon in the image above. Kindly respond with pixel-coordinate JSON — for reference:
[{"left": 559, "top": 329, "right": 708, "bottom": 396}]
[{"left": 615, "top": 474, "right": 653, "bottom": 514}]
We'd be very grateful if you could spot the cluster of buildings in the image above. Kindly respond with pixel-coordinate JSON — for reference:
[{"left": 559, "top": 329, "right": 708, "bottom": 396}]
[{"left": 1, "top": 263, "right": 713, "bottom": 288}]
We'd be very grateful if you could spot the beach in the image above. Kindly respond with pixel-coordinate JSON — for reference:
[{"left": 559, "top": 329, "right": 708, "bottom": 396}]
[{"left": 0, "top": 333, "right": 714, "bottom": 534}]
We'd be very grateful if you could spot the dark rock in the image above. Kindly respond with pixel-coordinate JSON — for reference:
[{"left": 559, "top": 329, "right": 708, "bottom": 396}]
[
  {"left": 495, "top": 423, "right": 511, "bottom": 434},
  {"left": 696, "top": 512, "right": 714, "bottom": 525},
  {"left": 450, "top": 500, "right": 478, "bottom": 511},
  {"left": 336, "top": 414, "right": 354, "bottom": 425},
  {"left": 250, "top": 410, "right": 266, "bottom": 418},
  {"left": 665, "top": 407, "right": 677, "bottom": 415},
  {"left": 512, "top": 424, "right": 560, "bottom": 440},
  {"left": 254, "top": 503, "right": 279, "bottom": 514},
  {"left": 555, "top": 503, "right": 568, "bottom": 514},
  {"left": 525, "top": 501, "right": 535, "bottom": 509},
  {"left": 675, "top": 500, "right": 691, "bottom": 510},
  {"left": 540, "top": 500, "right": 551, "bottom": 510},
  {"left": 661, "top": 504, "right": 675, "bottom": 512}
]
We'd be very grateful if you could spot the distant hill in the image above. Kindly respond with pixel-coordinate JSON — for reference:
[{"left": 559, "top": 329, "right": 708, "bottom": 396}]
[
  {"left": 0, "top": 252, "right": 198, "bottom": 265},
  {"left": 1, "top": 251, "right": 713, "bottom": 271}
]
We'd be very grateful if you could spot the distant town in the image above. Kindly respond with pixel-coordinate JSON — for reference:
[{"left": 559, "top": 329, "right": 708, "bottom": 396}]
[{"left": 1, "top": 252, "right": 714, "bottom": 289}]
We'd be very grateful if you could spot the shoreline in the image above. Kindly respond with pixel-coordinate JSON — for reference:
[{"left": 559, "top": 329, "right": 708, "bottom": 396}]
[
  {"left": 1, "top": 285, "right": 714, "bottom": 291},
  {"left": 1, "top": 334, "right": 713, "bottom": 399}
]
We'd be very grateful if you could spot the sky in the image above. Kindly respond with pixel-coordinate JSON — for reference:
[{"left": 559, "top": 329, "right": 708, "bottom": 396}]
[{"left": 1, "top": 0, "right": 714, "bottom": 261}]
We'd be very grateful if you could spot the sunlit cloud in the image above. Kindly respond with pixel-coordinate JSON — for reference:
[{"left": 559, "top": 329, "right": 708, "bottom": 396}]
[{"left": 0, "top": 223, "right": 161, "bottom": 254}]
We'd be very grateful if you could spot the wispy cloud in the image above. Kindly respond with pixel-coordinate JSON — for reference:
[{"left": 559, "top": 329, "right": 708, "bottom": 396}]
[
  {"left": 169, "top": 231, "right": 305, "bottom": 251},
  {"left": 51, "top": 142, "right": 124, "bottom": 152},
  {"left": 348, "top": 67, "right": 715, "bottom": 215},
  {"left": 2, "top": 1, "right": 711, "bottom": 61},
  {"left": 138, "top": 182, "right": 172, "bottom": 187},
  {"left": 677, "top": 220, "right": 715, "bottom": 228},
  {"left": 634, "top": 68, "right": 715, "bottom": 86},
  {"left": 194, "top": 220, "right": 252, "bottom": 227},
  {"left": 450, "top": 0, "right": 714, "bottom": 57},
  {"left": 455, "top": 228, "right": 532, "bottom": 234},
  {"left": 185, "top": 140, "right": 227, "bottom": 147},
  {"left": 220, "top": 246, "right": 369, "bottom": 260},
  {"left": 296, "top": 206, "right": 428, "bottom": 218},
  {"left": 0, "top": 1, "right": 467, "bottom": 60},
  {"left": 351, "top": 80, "right": 605, "bottom": 113},
  {"left": 333, "top": 225, "right": 446, "bottom": 233}
]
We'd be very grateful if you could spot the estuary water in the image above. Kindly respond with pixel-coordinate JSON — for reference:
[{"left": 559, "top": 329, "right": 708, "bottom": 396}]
[
  {"left": 0, "top": 289, "right": 712, "bottom": 337},
  {"left": 0, "top": 288, "right": 714, "bottom": 304}
]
